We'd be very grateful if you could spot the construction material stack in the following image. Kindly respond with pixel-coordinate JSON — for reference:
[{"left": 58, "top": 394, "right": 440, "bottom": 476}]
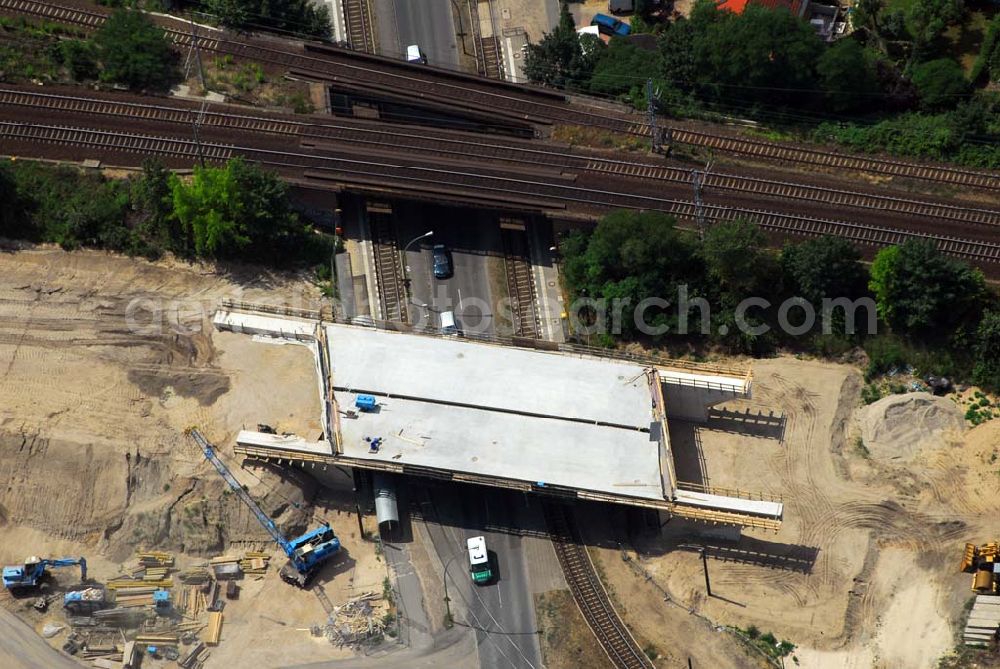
[
  {"left": 961, "top": 542, "right": 1000, "bottom": 645},
  {"left": 964, "top": 596, "right": 1000, "bottom": 646},
  {"left": 315, "top": 591, "right": 392, "bottom": 648}
]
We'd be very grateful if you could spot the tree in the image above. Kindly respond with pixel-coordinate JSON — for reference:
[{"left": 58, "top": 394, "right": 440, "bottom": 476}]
[
  {"left": 910, "top": 58, "right": 970, "bottom": 110},
  {"left": 168, "top": 159, "right": 305, "bottom": 259},
  {"left": 973, "top": 311, "right": 1000, "bottom": 391},
  {"left": 58, "top": 40, "right": 99, "bottom": 81},
  {"left": 658, "top": 16, "right": 700, "bottom": 96},
  {"left": 781, "top": 236, "right": 867, "bottom": 307},
  {"left": 202, "top": 0, "right": 332, "bottom": 40},
  {"left": 589, "top": 40, "right": 662, "bottom": 106},
  {"left": 0, "top": 162, "right": 31, "bottom": 240},
  {"left": 906, "top": 0, "right": 965, "bottom": 49},
  {"left": 130, "top": 159, "right": 177, "bottom": 258},
  {"left": 816, "top": 39, "right": 881, "bottom": 112},
  {"left": 170, "top": 164, "right": 247, "bottom": 257},
  {"left": 852, "top": 0, "right": 885, "bottom": 45},
  {"left": 686, "top": 3, "right": 825, "bottom": 106},
  {"left": 524, "top": 2, "right": 601, "bottom": 90},
  {"left": 94, "top": 10, "right": 179, "bottom": 91},
  {"left": 701, "top": 219, "right": 775, "bottom": 296},
  {"left": 561, "top": 210, "right": 703, "bottom": 337},
  {"left": 868, "top": 239, "right": 985, "bottom": 336}
]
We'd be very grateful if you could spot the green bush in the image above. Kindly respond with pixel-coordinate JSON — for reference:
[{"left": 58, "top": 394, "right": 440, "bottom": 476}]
[
  {"left": 57, "top": 39, "right": 99, "bottom": 81},
  {"left": 0, "top": 158, "right": 330, "bottom": 268},
  {"left": 911, "top": 58, "right": 970, "bottom": 110},
  {"left": 864, "top": 336, "right": 907, "bottom": 380},
  {"left": 973, "top": 311, "right": 1000, "bottom": 392},
  {"left": 814, "top": 106, "right": 1000, "bottom": 169},
  {"left": 862, "top": 383, "right": 883, "bottom": 405},
  {"left": 203, "top": 0, "right": 332, "bottom": 39},
  {"left": 970, "top": 16, "right": 1000, "bottom": 84},
  {"left": 94, "top": 10, "right": 179, "bottom": 91}
]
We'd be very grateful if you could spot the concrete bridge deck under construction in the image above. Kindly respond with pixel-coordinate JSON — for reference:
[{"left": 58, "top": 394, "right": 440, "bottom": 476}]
[{"left": 213, "top": 301, "right": 782, "bottom": 530}]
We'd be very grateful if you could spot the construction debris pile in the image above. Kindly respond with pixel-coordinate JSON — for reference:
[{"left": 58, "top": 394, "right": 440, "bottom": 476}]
[
  {"left": 960, "top": 542, "right": 1000, "bottom": 645},
  {"left": 314, "top": 591, "right": 390, "bottom": 648},
  {"left": 53, "top": 549, "right": 273, "bottom": 668}
]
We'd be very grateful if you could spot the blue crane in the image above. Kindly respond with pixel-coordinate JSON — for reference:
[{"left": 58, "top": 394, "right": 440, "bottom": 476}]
[
  {"left": 190, "top": 429, "right": 340, "bottom": 587},
  {"left": 3, "top": 556, "right": 87, "bottom": 591}
]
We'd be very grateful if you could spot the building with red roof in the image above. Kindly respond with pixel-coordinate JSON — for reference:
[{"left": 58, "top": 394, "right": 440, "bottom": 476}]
[{"left": 716, "top": 0, "right": 842, "bottom": 41}]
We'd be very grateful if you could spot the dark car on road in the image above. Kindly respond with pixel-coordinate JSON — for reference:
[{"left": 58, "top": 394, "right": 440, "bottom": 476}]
[{"left": 432, "top": 244, "right": 453, "bottom": 279}]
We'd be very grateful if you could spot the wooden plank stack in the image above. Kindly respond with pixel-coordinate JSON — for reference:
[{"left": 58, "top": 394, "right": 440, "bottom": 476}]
[
  {"left": 240, "top": 551, "right": 271, "bottom": 575},
  {"left": 113, "top": 593, "right": 155, "bottom": 608},
  {"left": 136, "top": 551, "right": 175, "bottom": 568},
  {"left": 107, "top": 578, "right": 173, "bottom": 590},
  {"left": 179, "top": 642, "right": 209, "bottom": 669},
  {"left": 205, "top": 611, "right": 223, "bottom": 646},
  {"left": 135, "top": 632, "right": 179, "bottom": 645},
  {"left": 178, "top": 567, "right": 211, "bottom": 585},
  {"left": 179, "top": 586, "right": 210, "bottom": 618}
]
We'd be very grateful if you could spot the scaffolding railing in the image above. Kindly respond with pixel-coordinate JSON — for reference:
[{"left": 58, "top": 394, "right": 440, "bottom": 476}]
[{"left": 675, "top": 481, "right": 783, "bottom": 505}]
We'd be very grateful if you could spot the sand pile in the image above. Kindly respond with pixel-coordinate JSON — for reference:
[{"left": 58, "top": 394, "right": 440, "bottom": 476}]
[{"left": 859, "top": 392, "right": 965, "bottom": 460}]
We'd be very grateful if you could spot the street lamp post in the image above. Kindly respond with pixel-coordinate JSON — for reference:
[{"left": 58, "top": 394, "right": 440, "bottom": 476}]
[
  {"left": 402, "top": 230, "right": 434, "bottom": 283},
  {"left": 442, "top": 551, "right": 462, "bottom": 628},
  {"left": 679, "top": 543, "right": 712, "bottom": 597}
]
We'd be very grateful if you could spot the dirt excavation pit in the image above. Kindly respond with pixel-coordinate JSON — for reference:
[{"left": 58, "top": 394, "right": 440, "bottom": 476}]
[
  {"left": 0, "top": 248, "right": 383, "bottom": 668},
  {"left": 859, "top": 392, "right": 966, "bottom": 461},
  {"left": 588, "top": 357, "right": 998, "bottom": 669}
]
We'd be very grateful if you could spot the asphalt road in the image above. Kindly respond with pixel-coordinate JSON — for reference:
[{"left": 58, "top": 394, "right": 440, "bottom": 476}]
[
  {"left": 421, "top": 484, "right": 542, "bottom": 669},
  {"left": 0, "top": 606, "right": 78, "bottom": 669},
  {"left": 374, "top": 0, "right": 461, "bottom": 69},
  {"left": 396, "top": 203, "right": 501, "bottom": 336}
]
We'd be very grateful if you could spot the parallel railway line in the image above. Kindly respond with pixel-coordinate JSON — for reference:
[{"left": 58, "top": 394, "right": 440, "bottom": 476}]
[
  {"left": 666, "top": 127, "right": 1000, "bottom": 191},
  {"left": 3, "top": 120, "right": 1000, "bottom": 266},
  {"left": 469, "top": 0, "right": 502, "bottom": 80},
  {"left": 3, "top": 87, "right": 995, "bottom": 229},
  {"left": 0, "top": 0, "right": 609, "bottom": 129},
  {"left": 499, "top": 222, "right": 539, "bottom": 338},
  {"left": 4, "top": 0, "right": 998, "bottom": 193},
  {"left": 367, "top": 204, "right": 408, "bottom": 322},
  {"left": 342, "top": 0, "right": 376, "bottom": 54},
  {"left": 543, "top": 502, "right": 653, "bottom": 669}
]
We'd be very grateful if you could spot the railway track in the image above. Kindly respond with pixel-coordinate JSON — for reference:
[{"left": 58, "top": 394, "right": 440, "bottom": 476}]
[
  {"left": 667, "top": 127, "right": 1000, "bottom": 191},
  {"left": 4, "top": 87, "right": 996, "bottom": 229},
  {"left": 6, "top": 0, "right": 999, "bottom": 193},
  {"left": 0, "top": 0, "right": 647, "bottom": 134},
  {"left": 469, "top": 0, "right": 502, "bottom": 80},
  {"left": 499, "top": 221, "right": 539, "bottom": 338},
  {"left": 367, "top": 203, "right": 408, "bottom": 323},
  {"left": 342, "top": 0, "right": 376, "bottom": 55},
  {"left": 543, "top": 502, "right": 653, "bottom": 669},
  {"left": 4, "top": 120, "right": 1000, "bottom": 266}
]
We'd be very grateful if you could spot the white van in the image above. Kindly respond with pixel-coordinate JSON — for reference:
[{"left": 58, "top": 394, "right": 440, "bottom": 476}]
[
  {"left": 406, "top": 45, "right": 427, "bottom": 65},
  {"left": 467, "top": 536, "right": 492, "bottom": 584},
  {"left": 439, "top": 310, "right": 458, "bottom": 335}
]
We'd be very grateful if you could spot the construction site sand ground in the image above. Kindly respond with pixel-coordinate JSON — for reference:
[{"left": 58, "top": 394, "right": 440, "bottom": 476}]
[
  {"left": 1, "top": 247, "right": 999, "bottom": 669},
  {"left": 588, "top": 358, "right": 1000, "bottom": 668},
  {"left": 0, "top": 247, "right": 386, "bottom": 667}
]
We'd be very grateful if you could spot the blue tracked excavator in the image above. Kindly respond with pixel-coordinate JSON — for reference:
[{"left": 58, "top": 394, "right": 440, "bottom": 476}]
[{"left": 190, "top": 429, "right": 340, "bottom": 587}]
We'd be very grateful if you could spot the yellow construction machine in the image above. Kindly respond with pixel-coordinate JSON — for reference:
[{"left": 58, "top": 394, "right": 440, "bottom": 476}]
[{"left": 961, "top": 542, "right": 999, "bottom": 594}]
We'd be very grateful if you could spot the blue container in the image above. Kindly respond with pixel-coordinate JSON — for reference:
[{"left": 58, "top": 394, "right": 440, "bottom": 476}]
[{"left": 355, "top": 395, "right": 377, "bottom": 411}]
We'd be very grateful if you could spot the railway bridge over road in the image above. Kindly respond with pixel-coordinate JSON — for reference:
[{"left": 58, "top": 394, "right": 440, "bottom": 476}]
[{"left": 213, "top": 300, "right": 783, "bottom": 531}]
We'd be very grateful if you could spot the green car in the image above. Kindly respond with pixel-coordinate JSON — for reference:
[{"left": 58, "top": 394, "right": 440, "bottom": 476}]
[{"left": 467, "top": 536, "right": 493, "bottom": 585}]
